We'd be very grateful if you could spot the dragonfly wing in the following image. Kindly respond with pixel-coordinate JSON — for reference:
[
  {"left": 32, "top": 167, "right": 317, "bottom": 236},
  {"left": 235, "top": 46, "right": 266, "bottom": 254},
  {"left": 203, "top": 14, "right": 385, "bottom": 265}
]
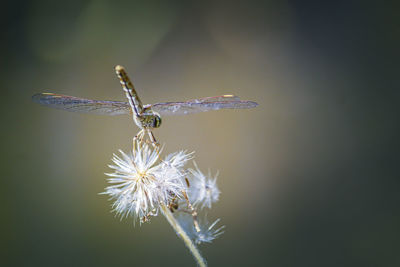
[
  {"left": 196, "top": 95, "right": 241, "bottom": 102},
  {"left": 32, "top": 93, "right": 131, "bottom": 116},
  {"left": 150, "top": 95, "right": 258, "bottom": 116}
]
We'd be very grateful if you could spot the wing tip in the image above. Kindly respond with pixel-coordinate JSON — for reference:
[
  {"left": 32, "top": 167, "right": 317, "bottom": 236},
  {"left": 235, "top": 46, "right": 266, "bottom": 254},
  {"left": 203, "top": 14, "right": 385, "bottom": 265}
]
[
  {"left": 32, "top": 93, "right": 43, "bottom": 103},
  {"left": 245, "top": 100, "right": 259, "bottom": 108},
  {"left": 32, "top": 92, "right": 62, "bottom": 105},
  {"left": 32, "top": 92, "right": 51, "bottom": 103},
  {"left": 252, "top": 101, "right": 259, "bottom": 107}
]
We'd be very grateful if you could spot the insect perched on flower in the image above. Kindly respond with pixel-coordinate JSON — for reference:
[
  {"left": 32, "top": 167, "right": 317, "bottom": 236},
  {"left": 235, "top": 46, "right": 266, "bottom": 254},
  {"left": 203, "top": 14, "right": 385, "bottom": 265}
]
[{"left": 33, "top": 65, "right": 258, "bottom": 267}]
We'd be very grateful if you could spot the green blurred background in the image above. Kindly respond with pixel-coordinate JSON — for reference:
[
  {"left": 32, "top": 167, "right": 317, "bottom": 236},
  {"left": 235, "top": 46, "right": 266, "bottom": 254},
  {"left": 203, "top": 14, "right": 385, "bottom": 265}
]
[{"left": 2, "top": 0, "right": 399, "bottom": 266}]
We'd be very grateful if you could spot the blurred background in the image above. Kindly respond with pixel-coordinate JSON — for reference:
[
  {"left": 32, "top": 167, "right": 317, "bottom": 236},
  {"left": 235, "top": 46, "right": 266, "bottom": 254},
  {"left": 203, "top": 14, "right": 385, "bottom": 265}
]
[{"left": 1, "top": 0, "right": 399, "bottom": 266}]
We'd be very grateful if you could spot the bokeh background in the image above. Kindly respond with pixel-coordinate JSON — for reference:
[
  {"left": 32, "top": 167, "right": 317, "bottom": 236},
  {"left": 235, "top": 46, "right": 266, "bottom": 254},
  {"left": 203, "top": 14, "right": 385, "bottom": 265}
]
[{"left": 2, "top": 1, "right": 399, "bottom": 266}]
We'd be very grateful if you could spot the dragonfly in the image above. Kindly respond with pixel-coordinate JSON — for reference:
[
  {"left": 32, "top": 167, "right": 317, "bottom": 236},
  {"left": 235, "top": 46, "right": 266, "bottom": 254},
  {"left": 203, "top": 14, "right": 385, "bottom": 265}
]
[{"left": 33, "top": 65, "right": 258, "bottom": 145}]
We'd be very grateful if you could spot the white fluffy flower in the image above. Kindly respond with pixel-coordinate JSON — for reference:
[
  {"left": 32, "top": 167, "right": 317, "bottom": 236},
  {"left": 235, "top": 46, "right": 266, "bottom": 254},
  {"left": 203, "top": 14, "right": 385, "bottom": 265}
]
[
  {"left": 187, "top": 162, "right": 220, "bottom": 209},
  {"left": 102, "top": 143, "right": 192, "bottom": 221},
  {"left": 177, "top": 213, "right": 225, "bottom": 244}
]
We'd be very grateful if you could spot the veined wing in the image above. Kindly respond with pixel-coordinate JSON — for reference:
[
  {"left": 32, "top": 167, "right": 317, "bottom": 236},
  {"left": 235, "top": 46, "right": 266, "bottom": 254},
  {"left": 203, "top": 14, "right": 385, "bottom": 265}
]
[
  {"left": 193, "top": 95, "right": 240, "bottom": 102},
  {"left": 149, "top": 95, "right": 258, "bottom": 116},
  {"left": 32, "top": 93, "right": 131, "bottom": 115}
]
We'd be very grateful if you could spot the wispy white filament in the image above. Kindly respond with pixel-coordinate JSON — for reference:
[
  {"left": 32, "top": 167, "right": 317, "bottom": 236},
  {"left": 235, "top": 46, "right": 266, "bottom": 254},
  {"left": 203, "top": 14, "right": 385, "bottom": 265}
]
[
  {"left": 176, "top": 213, "right": 225, "bottom": 245},
  {"left": 187, "top": 162, "right": 220, "bottom": 209}
]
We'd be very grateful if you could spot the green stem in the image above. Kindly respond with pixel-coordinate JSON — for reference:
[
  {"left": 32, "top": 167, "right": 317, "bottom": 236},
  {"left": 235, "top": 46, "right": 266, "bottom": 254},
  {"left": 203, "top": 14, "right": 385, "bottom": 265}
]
[{"left": 161, "top": 204, "right": 207, "bottom": 267}]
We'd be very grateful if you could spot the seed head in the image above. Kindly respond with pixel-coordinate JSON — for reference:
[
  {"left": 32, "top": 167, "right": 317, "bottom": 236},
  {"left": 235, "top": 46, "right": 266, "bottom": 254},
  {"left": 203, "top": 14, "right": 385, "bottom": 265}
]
[
  {"left": 177, "top": 213, "right": 225, "bottom": 244},
  {"left": 102, "top": 142, "right": 192, "bottom": 222},
  {"left": 187, "top": 162, "right": 220, "bottom": 209}
]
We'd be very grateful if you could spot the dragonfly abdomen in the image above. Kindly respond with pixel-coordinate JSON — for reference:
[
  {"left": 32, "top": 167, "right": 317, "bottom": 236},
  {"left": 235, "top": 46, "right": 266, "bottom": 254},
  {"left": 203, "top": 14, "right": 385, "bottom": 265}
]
[{"left": 115, "top": 65, "right": 143, "bottom": 116}]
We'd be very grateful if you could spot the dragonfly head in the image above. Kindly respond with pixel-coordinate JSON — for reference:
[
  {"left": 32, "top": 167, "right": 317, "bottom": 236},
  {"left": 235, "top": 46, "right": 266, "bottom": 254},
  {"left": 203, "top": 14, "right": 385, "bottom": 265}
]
[
  {"left": 137, "top": 111, "right": 162, "bottom": 129},
  {"left": 152, "top": 113, "right": 162, "bottom": 128}
]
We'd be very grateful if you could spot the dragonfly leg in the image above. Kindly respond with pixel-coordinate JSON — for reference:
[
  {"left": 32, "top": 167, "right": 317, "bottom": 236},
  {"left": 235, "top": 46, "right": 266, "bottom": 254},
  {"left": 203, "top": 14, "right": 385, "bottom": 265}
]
[
  {"left": 132, "top": 129, "right": 159, "bottom": 152},
  {"left": 146, "top": 129, "right": 160, "bottom": 151},
  {"left": 133, "top": 129, "right": 145, "bottom": 152}
]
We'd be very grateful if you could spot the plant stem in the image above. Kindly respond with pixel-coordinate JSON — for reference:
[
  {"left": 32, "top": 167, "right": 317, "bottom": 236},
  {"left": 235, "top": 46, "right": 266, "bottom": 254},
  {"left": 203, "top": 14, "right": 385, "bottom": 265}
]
[{"left": 161, "top": 204, "right": 207, "bottom": 267}]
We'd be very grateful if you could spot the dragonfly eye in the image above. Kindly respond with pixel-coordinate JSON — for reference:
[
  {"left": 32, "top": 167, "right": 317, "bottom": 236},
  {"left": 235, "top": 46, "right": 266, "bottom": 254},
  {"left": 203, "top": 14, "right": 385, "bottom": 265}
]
[{"left": 153, "top": 114, "right": 162, "bottom": 128}]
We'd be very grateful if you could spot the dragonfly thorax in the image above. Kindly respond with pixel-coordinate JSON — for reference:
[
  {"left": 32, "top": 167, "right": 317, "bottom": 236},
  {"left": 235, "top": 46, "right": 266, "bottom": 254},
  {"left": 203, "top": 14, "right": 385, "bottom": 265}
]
[{"left": 134, "top": 110, "right": 162, "bottom": 129}]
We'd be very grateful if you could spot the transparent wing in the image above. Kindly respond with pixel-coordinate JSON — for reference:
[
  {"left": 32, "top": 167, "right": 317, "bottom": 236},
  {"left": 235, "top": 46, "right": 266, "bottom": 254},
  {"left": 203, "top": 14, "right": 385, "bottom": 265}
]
[
  {"left": 194, "top": 95, "right": 241, "bottom": 102},
  {"left": 149, "top": 95, "right": 258, "bottom": 116},
  {"left": 32, "top": 93, "right": 131, "bottom": 115}
]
